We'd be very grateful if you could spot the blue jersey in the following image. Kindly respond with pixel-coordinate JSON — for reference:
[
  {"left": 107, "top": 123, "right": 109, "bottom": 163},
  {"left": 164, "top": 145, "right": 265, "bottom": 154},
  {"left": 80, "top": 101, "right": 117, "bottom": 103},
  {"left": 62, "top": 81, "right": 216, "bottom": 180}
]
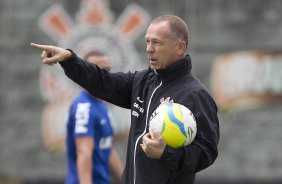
[{"left": 65, "top": 90, "right": 113, "bottom": 184}]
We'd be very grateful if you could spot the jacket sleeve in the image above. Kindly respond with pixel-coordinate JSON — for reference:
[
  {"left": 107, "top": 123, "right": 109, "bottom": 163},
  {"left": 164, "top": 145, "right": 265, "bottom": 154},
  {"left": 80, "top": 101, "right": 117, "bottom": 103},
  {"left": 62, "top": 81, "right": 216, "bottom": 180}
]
[
  {"left": 59, "top": 50, "right": 134, "bottom": 109},
  {"left": 161, "top": 88, "right": 219, "bottom": 173}
]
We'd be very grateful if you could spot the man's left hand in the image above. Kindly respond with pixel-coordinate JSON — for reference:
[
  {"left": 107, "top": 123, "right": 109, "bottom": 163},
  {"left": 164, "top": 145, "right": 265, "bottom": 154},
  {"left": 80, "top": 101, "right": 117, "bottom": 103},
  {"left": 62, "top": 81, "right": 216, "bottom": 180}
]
[{"left": 141, "top": 131, "right": 166, "bottom": 159}]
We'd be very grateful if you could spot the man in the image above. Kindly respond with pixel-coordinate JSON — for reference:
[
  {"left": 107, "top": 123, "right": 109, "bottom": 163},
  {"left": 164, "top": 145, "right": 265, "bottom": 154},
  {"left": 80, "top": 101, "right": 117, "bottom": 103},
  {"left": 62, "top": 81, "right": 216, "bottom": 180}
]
[
  {"left": 65, "top": 51, "right": 123, "bottom": 184},
  {"left": 32, "top": 15, "right": 219, "bottom": 184}
]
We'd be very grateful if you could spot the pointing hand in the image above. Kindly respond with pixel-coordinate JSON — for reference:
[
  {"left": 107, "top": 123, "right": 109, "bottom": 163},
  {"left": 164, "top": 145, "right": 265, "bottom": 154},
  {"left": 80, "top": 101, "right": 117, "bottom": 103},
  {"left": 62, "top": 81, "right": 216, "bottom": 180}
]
[{"left": 31, "top": 43, "right": 72, "bottom": 65}]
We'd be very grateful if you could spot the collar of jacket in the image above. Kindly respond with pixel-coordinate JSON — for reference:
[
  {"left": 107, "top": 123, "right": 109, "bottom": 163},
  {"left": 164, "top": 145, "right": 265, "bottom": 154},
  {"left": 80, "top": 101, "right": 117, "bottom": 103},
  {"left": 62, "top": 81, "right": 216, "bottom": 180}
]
[{"left": 150, "top": 55, "right": 192, "bottom": 82}]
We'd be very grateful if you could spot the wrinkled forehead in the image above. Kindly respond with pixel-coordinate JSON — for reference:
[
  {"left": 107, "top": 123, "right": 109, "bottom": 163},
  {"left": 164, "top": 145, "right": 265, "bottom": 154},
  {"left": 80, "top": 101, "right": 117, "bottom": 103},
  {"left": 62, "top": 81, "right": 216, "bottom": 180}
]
[{"left": 145, "top": 21, "right": 172, "bottom": 40}]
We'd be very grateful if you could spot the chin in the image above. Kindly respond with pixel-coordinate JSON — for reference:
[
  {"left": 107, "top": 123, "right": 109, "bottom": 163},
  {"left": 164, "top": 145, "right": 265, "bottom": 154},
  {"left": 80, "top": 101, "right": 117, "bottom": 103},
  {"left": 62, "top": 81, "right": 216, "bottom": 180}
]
[{"left": 150, "top": 65, "right": 159, "bottom": 70}]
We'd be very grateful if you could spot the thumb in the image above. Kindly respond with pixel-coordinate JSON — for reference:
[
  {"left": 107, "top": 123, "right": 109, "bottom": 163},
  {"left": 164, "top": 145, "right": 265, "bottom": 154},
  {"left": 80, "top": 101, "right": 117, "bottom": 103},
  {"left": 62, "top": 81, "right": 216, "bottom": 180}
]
[
  {"left": 149, "top": 129, "right": 156, "bottom": 140},
  {"left": 42, "top": 55, "right": 60, "bottom": 64},
  {"left": 153, "top": 131, "right": 162, "bottom": 140},
  {"left": 154, "top": 132, "right": 166, "bottom": 146}
]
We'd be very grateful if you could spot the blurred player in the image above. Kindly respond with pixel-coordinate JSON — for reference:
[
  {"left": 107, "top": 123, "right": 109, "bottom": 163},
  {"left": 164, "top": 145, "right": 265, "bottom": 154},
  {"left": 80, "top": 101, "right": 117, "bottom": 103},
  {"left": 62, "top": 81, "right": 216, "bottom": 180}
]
[{"left": 65, "top": 50, "right": 123, "bottom": 184}]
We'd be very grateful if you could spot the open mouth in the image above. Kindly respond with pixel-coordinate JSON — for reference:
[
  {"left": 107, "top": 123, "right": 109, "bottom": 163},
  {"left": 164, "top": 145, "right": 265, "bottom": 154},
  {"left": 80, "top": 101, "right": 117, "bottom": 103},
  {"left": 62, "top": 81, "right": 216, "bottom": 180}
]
[{"left": 149, "top": 58, "right": 158, "bottom": 63}]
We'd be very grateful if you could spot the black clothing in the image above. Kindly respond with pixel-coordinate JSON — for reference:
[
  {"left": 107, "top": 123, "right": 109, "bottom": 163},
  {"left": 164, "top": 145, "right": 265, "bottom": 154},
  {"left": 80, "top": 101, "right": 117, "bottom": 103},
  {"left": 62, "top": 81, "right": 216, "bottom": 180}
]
[{"left": 60, "top": 53, "right": 219, "bottom": 184}]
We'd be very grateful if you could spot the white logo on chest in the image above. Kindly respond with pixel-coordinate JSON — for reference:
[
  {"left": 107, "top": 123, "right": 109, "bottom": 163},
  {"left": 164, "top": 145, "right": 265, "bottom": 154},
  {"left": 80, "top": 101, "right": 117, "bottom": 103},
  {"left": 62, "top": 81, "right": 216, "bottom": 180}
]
[{"left": 100, "top": 118, "right": 106, "bottom": 125}]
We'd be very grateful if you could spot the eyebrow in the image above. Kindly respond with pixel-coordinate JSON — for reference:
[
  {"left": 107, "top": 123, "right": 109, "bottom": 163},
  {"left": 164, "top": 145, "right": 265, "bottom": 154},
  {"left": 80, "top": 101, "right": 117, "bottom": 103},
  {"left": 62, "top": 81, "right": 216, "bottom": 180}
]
[{"left": 145, "top": 37, "right": 161, "bottom": 42}]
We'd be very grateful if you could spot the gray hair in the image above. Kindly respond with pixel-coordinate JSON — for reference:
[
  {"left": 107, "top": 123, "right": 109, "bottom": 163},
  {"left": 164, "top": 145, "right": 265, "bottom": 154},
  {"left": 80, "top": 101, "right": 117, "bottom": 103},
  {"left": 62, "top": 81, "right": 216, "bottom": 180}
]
[{"left": 151, "top": 15, "right": 189, "bottom": 48}]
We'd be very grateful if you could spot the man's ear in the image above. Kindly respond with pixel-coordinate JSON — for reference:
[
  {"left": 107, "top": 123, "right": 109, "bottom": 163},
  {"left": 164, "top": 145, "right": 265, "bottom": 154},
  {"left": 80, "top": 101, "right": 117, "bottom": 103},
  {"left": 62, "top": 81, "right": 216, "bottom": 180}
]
[{"left": 177, "top": 41, "right": 187, "bottom": 55}]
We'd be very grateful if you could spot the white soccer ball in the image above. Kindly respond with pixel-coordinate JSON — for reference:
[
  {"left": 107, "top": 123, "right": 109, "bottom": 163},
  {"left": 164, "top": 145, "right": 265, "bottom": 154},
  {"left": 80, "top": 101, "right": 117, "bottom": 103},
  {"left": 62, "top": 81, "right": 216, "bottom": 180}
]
[{"left": 149, "top": 103, "right": 197, "bottom": 148}]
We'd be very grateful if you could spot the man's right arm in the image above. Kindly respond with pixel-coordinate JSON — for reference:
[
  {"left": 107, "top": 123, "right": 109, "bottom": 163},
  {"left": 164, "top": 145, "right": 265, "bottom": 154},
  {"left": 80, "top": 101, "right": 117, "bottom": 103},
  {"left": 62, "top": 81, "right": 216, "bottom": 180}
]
[
  {"left": 76, "top": 137, "right": 94, "bottom": 184},
  {"left": 31, "top": 43, "right": 133, "bottom": 109},
  {"left": 59, "top": 50, "right": 133, "bottom": 109},
  {"left": 109, "top": 147, "right": 124, "bottom": 184}
]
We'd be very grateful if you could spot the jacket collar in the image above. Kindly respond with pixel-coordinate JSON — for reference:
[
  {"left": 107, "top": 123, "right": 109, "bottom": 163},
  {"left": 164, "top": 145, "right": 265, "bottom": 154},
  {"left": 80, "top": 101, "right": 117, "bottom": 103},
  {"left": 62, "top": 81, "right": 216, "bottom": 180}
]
[{"left": 150, "top": 55, "right": 192, "bottom": 82}]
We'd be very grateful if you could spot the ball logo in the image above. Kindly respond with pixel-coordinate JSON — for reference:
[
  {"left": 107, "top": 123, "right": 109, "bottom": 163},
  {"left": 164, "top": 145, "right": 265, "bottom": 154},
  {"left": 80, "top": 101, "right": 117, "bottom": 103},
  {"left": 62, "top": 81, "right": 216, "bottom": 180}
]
[
  {"left": 187, "top": 126, "right": 194, "bottom": 141},
  {"left": 149, "top": 109, "right": 159, "bottom": 122}
]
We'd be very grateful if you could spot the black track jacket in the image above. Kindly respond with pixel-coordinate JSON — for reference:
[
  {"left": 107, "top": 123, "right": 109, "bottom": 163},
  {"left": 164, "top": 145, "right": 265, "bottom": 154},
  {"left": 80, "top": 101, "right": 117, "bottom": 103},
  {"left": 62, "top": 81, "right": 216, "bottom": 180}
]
[{"left": 60, "top": 53, "right": 220, "bottom": 184}]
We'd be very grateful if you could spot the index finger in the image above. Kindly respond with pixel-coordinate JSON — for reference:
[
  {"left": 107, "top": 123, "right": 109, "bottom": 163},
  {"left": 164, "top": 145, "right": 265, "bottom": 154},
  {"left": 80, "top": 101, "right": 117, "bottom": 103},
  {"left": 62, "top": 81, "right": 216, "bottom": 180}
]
[
  {"left": 30, "top": 43, "right": 51, "bottom": 50},
  {"left": 148, "top": 130, "right": 157, "bottom": 140},
  {"left": 142, "top": 133, "right": 150, "bottom": 143}
]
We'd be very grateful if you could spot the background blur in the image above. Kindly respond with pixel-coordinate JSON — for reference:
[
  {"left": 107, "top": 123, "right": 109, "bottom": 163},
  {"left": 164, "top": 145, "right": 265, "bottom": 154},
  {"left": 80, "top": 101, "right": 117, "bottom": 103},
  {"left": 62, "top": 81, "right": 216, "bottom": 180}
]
[{"left": 1, "top": 0, "right": 282, "bottom": 184}]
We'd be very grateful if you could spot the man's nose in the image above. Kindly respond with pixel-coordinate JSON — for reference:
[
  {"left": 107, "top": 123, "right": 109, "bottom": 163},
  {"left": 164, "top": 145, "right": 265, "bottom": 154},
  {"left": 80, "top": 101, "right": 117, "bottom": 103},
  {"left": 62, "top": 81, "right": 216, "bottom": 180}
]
[{"left": 146, "top": 43, "right": 154, "bottom": 53}]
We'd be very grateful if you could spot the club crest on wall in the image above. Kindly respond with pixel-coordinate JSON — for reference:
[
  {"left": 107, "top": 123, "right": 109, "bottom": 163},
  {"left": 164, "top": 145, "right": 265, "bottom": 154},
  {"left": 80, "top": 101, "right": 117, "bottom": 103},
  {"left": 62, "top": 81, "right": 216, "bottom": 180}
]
[{"left": 38, "top": 0, "right": 151, "bottom": 151}]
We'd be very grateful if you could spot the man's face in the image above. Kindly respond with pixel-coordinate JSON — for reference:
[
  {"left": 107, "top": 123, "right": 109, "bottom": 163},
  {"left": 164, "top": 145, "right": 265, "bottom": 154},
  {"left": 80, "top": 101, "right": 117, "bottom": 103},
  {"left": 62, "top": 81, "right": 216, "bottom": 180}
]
[
  {"left": 145, "top": 21, "right": 180, "bottom": 70},
  {"left": 86, "top": 55, "right": 111, "bottom": 71}
]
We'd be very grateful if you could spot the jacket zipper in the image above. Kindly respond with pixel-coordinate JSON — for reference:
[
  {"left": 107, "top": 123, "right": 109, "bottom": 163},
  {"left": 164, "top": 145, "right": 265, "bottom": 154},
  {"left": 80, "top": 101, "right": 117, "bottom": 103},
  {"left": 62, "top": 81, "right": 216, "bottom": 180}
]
[{"left": 133, "top": 80, "right": 163, "bottom": 184}]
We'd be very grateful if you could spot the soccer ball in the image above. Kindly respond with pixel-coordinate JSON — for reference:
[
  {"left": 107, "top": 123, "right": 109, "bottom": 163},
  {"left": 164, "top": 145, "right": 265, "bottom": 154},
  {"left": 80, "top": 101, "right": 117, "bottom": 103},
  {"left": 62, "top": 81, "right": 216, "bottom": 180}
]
[{"left": 149, "top": 103, "right": 197, "bottom": 148}]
